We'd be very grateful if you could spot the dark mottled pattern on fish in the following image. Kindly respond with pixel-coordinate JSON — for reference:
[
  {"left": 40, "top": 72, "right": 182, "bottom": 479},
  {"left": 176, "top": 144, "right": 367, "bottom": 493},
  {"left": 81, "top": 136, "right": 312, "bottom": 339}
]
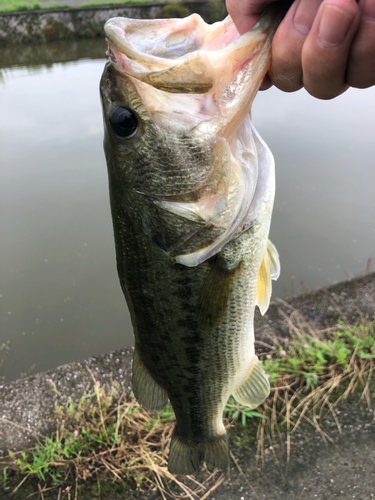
[{"left": 100, "top": 9, "right": 283, "bottom": 473}]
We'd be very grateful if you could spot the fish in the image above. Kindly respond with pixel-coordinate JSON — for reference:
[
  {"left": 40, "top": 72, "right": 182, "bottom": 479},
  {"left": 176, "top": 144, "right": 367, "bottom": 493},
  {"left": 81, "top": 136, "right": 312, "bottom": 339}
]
[{"left": 100, "top": 5, "right": 283, "bottom": 475}]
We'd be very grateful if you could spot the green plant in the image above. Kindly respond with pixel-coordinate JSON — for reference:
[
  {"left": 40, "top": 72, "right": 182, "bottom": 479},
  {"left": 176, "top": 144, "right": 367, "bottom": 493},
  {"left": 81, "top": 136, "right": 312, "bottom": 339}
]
[
  {"left": 0, "top": 0, "right": 41, "bottom": 12},
  {"left": 4, "top": 316, "right": 374, "bottom": 498},
  {"left": 160, "top": 2, "right": 190, "bottom": 19},
  {"left": 45, "top": 1, "right": 70, "bottom": 7},
  {"left": 81, "top": 0, "right": 150, "bottom": 6},
  {"left": 207, "top": 0, "right": 227, "bottom": 23},
  {"left": 225, "top": 397, "right": 267, "bottom": 425},
  {"left": 260, "top": 315, "right": 375, "bottom": 389},
  {"left": 0, "top": 0, "right": 147, "bottom": 11},
  {"left": 2, "top": 468, "right": 8, "bottom": 489}
]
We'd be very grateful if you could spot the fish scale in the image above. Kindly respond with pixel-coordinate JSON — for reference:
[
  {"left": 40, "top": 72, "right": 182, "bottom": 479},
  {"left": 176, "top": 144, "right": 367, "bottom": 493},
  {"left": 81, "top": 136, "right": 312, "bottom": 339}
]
[{"left": 101, "top": 5, "right": 285, "bottom": 474}]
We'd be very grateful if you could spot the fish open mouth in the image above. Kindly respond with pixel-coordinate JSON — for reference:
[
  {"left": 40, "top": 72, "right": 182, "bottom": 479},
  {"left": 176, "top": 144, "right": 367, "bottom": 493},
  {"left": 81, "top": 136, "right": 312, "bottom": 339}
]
[
  {"left": 104, "top": 15, "right": 268, "bottom": 95},
  {"left": 104, "top": 13, "right": 278, "bottom": 266},
  {"left": 104, "top": 13, "right": 277, "bottom": 131}
]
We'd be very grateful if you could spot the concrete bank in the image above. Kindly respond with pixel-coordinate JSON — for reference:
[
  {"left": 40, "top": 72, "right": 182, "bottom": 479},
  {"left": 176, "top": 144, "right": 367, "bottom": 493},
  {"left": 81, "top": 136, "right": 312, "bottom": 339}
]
[
  {"left": 0, "top": 1, "right": 212, "bottom": 45},
  {"left": 1, "top": 271, "right": 374, "bottom": 455},
  {"left": 1, "top": 272, "right": 374, "bottom": 499}
]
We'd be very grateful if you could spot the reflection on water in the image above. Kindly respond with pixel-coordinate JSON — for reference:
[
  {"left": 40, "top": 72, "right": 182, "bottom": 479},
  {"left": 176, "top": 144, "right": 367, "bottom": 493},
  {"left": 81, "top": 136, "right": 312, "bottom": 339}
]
[
  {"left": 1, "top": 38, "right": 374, "bottom": 382},
  {"left": 0, "top": 38, "right": 106, "bottom": 69}
]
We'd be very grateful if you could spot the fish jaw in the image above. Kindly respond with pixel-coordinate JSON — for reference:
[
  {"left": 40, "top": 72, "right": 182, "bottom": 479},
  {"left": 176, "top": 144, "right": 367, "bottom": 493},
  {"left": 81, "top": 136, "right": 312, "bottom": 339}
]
[{"left": 102, "top": 12, "right": 279, "bottom": 266}]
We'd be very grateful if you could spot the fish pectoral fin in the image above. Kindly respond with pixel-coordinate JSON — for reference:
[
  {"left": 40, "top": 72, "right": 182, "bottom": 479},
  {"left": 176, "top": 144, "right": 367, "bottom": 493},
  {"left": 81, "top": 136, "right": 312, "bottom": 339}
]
[
  {"left": 232, "top": 356, "right": 270, "bottom": 408},
  {"left": 153, "top": 200, "right": 207, "bottom": 224},
  {"left": 256, "top": 239, "right": 280, "bottom": 315},
  {"left": 132, "top": 347, "right": 168, "bottom": 412},
  {"left": 267, "top": 239, "right": 280, "bottom": 280},
  {"left": 198, "top": 258, "right": 241, "bottom": 331},
  {"left": 168, "top": 434, "right": 229, "bottom": 475}
]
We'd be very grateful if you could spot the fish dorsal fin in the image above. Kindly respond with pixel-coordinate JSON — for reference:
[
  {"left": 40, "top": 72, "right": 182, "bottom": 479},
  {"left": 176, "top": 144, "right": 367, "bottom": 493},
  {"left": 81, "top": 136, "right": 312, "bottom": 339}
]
[
  {"left": 198, "top": 258, "right": 241, "bottom": 331},
  {"left": 256, "top": 239, "right": 280, "bottom": 315}
]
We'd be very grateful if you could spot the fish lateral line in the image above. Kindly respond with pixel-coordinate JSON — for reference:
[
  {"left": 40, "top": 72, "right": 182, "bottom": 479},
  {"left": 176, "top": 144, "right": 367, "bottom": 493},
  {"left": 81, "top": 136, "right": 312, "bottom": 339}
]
[{"left": 198, "top": 256, "right": 243, "bottom": 331}]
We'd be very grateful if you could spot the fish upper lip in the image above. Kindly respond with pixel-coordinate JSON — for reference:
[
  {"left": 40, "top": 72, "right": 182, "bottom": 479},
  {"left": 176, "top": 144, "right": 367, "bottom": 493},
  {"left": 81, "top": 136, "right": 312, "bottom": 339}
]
[{"left": 104, "top": 14, "right": 269, "bottom": 94}]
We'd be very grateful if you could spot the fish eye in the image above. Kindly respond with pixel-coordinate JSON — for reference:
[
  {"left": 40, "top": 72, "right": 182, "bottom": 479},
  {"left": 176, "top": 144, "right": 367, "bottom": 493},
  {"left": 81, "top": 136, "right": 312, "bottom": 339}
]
[{"left": 109, "top": 106, "right": 138, "bottom": 139}]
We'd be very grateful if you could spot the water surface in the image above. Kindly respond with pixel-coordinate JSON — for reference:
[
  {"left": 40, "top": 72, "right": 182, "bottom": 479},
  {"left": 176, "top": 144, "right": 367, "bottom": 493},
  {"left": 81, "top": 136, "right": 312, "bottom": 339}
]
[{"left": 1, "top": 39, "right": 374, "bottom": 382}]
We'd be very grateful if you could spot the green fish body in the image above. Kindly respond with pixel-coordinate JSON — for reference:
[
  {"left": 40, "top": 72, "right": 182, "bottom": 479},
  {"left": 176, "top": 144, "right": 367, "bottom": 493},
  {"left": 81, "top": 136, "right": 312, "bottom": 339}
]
[{"left": 100, "top": 10, "right": 281, "bottom": 474}]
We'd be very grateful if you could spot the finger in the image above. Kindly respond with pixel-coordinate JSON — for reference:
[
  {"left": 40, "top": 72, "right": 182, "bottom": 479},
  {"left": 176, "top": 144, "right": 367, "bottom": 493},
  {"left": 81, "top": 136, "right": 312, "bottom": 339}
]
[
  {"left": 226, "top": 0, "right": 278, "bottom": 35},
  {"left": 301, "top": 0, "right": 361, "bottom": 99},
  {"left": 346, "top": 0, "right": 375, "bottom": 88},
  {"left": 269, "top": 0, "right": 323, "bottom": 92},
  {"left": 259, "top": 74, "right": 273, "bottom": 90}
]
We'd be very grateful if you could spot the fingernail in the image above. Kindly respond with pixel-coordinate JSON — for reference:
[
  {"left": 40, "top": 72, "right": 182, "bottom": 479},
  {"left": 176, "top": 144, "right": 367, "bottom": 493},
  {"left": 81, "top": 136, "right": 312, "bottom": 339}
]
[
  {"left": 318, "top": 5, "right": 353, "bottom": 47},
  {"left": 293, "top": 0, "right": 321, "bottom": 35}
]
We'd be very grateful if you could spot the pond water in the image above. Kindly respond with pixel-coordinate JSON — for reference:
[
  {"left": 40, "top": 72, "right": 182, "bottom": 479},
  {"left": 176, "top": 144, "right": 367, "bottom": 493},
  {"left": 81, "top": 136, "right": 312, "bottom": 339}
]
[{"left": 1, "top": 39, "right": 374, "bottom": 382}]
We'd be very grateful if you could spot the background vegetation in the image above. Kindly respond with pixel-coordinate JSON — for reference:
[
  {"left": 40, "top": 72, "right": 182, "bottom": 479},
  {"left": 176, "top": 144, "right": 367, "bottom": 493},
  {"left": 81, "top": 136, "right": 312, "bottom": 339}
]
[{"left": 1, "top": 315, "right": 374, "bottom": 499}]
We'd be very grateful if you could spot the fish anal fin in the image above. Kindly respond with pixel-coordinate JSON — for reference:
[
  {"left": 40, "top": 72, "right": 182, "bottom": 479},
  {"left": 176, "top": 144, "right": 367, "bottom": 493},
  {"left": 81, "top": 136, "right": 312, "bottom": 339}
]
[
  {"left": 198, "top": 259, "right": 241, "bottom": 331},
  {"left": 132, "top": 347, "right": 168, "bottom": 412},
  {"left": 168, "top": 434, "right": 229, "bottom": 475},
  {"left": 232, "top": 356, "right": 270, "bottom": 408},
  {"left": 256, "top": 239, "right": 280, "bottom": 315}
]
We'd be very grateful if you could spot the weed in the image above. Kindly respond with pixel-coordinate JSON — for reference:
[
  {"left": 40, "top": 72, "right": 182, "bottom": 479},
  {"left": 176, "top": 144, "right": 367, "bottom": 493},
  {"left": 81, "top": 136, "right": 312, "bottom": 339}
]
[
  {"left": 81, "top": 0, "right": 150, "bottom": 7},
  {"left": 225, "top": 398, "right": 267, "bottom": 426},
  {"left": 0, "top": 0, "right": 148, "bottom": 12},
  {"left": 2, "top": 316, "right": 374, "bottom": 498},
  {"left": 0, "top": 0, "right": 41, "bottom": 12},
  {"left": 160, "top": 2, "right": 190, "bottom": 19},
  {"left": 2, "top": 468, "right": 7, "bottom": 489},
  {"left": 45, "top": 2, "right": 70, "bottom": 7}
]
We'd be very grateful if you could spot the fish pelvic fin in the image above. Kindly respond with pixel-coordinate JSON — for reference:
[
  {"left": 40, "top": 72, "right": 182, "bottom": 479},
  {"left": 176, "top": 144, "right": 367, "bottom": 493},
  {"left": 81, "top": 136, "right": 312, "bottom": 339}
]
[
  {"left": 232, "top": 356, "right": 270, "bottom": 408},
  {"left": 132, "top": 346, "right": 168, "bottom": 412},
  {"left": 256, "top": 239, "right": 280, "bottom": 315},
  {"left": 198, "top": 258, "right": 241, "bottom": 331},
  {"left": 168, "top": 434, "right": 229, "bottom": 475}
]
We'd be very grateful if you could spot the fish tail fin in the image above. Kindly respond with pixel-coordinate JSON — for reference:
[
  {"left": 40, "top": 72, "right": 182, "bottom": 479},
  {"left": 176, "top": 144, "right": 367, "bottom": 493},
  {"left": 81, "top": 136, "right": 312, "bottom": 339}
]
[
  {"left": 201, "top": 434, "right": 230, "bottom": 473},
  {"left": 168, "top": 434, "right": 229, "bottom": 475},
  {"left": 132, "top": 346, "right": 168, "bottom": 412},
  {"left": 168, "top": 435, "right": 202, "bottom": 474}
]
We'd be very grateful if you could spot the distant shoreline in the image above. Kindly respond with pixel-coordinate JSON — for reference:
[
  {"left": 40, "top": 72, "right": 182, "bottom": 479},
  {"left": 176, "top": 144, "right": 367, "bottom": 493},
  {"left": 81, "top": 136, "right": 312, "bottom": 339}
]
[{"left": 0, "top": 1, "right": 212, "bottom": 45}]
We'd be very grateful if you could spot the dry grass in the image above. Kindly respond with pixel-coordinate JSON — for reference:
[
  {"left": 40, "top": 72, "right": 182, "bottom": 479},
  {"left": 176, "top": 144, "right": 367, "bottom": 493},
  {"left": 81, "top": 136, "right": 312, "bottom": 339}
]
[
  {"left": 252, "top": 309, "right": 374, "bottom": 480},
  {"left": 2, "top": 314, "right": 374, "bottom": 499}
]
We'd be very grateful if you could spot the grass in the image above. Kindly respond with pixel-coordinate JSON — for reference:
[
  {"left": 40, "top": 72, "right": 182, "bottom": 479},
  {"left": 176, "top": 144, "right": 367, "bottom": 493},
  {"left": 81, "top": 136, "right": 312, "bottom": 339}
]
[
  {"left": 0, "top": 0, "right": 152, "bottom": 12},
  {"left": 1, "top": 314, "right": 374, "bottom": 498},
  {"left": 81, "top": 0, "right": 152, "bottom": 6}
]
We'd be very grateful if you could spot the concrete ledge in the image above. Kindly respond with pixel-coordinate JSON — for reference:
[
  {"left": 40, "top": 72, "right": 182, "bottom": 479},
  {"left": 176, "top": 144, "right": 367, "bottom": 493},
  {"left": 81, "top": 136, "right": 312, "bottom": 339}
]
[
  {"left": 0, "top": 1, "right": 212, "bottom": 45},
  {"left": 0, "top": 272, "right": 374, "bottom": 458},
  {"left": 0, "top": 347, "right": 133, "bottom": 456}
]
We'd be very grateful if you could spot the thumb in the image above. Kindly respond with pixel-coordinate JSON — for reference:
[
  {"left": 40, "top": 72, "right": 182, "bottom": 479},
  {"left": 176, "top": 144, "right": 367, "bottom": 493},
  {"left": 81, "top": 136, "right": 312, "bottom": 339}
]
[{"left": 226, "top": 0, "right": 280, "bottom": 34}]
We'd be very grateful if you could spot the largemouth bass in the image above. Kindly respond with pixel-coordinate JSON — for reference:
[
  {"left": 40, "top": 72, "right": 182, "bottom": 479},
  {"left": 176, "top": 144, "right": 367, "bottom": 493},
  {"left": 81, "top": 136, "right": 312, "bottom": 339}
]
[{"left": 100, "top": 7, "right": 282, "bottom": 474}]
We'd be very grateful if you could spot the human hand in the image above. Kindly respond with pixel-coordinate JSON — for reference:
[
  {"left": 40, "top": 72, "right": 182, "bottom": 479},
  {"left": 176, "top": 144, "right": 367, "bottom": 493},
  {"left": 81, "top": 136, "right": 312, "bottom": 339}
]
[{"left": 226, "top": 0, "right": 375, "bottom": 99}]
